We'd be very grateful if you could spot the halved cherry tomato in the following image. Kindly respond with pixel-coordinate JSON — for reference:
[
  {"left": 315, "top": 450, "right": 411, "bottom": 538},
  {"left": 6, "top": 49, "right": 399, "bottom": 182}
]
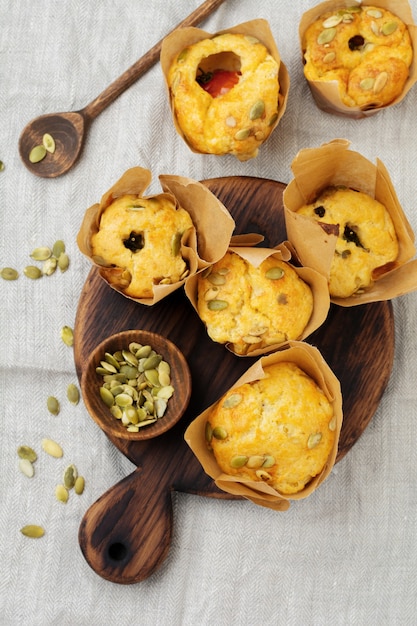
[{"left": 196, "top": 69, "right": 241, "bottom": 97}]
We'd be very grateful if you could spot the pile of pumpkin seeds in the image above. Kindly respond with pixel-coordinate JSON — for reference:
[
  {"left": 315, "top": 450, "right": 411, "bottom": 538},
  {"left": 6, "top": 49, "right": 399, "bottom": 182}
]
[
  {"left": 1, "top": 239, "right": 69, "bottom": 282},
  {"left": 97, "top": 341, "right": 174, "bottom": 431},
  {"left": 28, "top": 133, "right": 56, "bottom": 164}
]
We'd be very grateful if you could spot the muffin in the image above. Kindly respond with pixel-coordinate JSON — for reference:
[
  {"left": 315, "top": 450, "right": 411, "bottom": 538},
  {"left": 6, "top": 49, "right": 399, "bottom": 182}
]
[
  {"left": 296, "top": 186, "right": 399, "bottom": 298},
  {"left": 161, "top": 20, "right": 289, "bottom": 161},
  {"left": 302, "top": 3, "right": 413, "bottom": 110},
  {"left": 206, "top": 361, "right": 336, "bottom": 495},
  {"left": 90, "top": 193, "right": 193, "bottom": 299},
  {"left": 196, "top": 251, "right": 314, "bottom": 354}
]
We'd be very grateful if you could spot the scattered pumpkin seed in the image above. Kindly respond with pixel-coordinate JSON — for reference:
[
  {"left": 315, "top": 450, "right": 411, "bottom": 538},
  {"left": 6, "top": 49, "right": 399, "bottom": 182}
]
[
  {"left": 57, "top": 252, "right": 70, "bottom": 272},
  {"left": 171, "top": 232, "right": 182, "bottom": 257},
  {"left": 17, "top": 445, "right": 37, "bottom": 463},
  {"left": 360, "top": 77, "right": 375, "bottom": 91},
  {"left": 249, "top": 99, "right": 265, "bottom": 120},
  {"left": 268, "top": 112, "right": 278, "bottom": 127},
  {"left": 61, "top": 325, "right": 74, "bottom": 347},
  {"left": 29, "top": 144, "right": 47, "bottom": 163},
  {"left": 373, "top": 71, "right": 388, "bottom": 93},
  {"left": 247, "top": 455, "right": 266, "bottom": 469},
  {"left": 42, "top": 133, "right": 56, "bottom": 154},
  {"left": 382, "top": 21, "right": 398, "bottom": 35},
  {"left": 255, "top": 469, "right": 272, "bottom": 481},
  {"left": 1, "top": 267, "right": 18, "bottom": 280},
  {"left": 222, "top": 393, "right": 243, "bottom": 409},
  {"left": 55, "top": 484, "right": 69, "bottom": 503},
  {"left": 322, "top": 14, "right": 342, "bottom": 28},
  {"left": 74, "top": 475, "right": 85, "bottom": 495},
  {"left": 366, "top": 8, "right": 382, "bottom": 19},
  {"left": 67, "top": 383, "right": 80, "bottom": 405},
  {"left": 42, "top": 257, "right": 57, "bottom": 276},
  {"left": 323, "top": 51, "right": 336, "bottom": 63},
  {"left": 207, "top": 272, "right": 226, "bottom": 286},
  {"left": 47, "top": 396, "right": 60, "bottom": 416},
  {"left": 212, "top": 426, "right": 227, "bottom": 440},
  {"left": 0, "top": 160, "right": 4, "bottom": 171},
  {"left": 234, "top": 128, "right": 251, "bottom": 141},
  {"left": 265, "top": 266, "right": 284, "bottom": 280},
  {"left": 262, "top": 455, "right": 276, "bottom": 468},
  {"left": 205, "top": 421, "right": 213, "bottom": 443},
  {"left": 19, "top": 458, "right": 35, "bottom": 478},
  {"left": 230, "top": 455, "right": 248, "bottom": 469},
  {"left": 30, "top": 246, "right": 52, "bottom": 261},
  {"left": 41, "top": 438, "right": 63, "bottom": 458},
  {"left": 207, "top": 299, "right": 229, "bottom": 311},
  {"left": 317, "top": 27, "right": 337, "bottom": 44},
  {"left": 20, "top": 525, "right": 45, "bottom": 538},
  {"left": 24, "top": 265, "right": 42, "bottom": 279},
  {"left": 63, "top": 464, "right": 78, "bottom": 489}
]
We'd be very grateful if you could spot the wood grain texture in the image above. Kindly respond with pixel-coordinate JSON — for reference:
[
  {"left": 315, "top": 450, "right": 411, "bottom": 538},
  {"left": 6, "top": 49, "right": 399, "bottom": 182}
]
[{"left": 74, "top": 176, "right": 395, "bottom": 584}]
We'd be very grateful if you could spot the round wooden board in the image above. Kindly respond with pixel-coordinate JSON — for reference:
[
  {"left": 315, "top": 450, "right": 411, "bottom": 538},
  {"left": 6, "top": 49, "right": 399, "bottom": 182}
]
[{"left": 74, "top": 176, "right": 395, "bottom": 584}]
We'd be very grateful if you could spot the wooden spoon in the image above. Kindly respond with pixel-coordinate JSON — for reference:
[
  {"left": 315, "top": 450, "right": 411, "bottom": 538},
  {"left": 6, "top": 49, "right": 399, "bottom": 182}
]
[{"left": 18, "top": 0, "right": 226, "bottom": 178}]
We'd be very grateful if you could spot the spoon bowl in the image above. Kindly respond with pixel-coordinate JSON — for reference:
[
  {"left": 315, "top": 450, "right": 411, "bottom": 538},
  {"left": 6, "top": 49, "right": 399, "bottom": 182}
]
[{"left": 18, "top": 0, "right": 226, "bottom": 178}]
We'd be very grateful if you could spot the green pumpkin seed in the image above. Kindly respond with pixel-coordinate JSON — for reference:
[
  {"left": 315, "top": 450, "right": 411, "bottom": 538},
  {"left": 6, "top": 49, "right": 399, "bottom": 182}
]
[
  {"left": 20, "top": 525, "right": 45, "bottom": 538},
  {"left": 29, "top": 145, "right": 47, "bottom": 163},
  {"left": 222, "top": 393, "right": 242, "bottom": 409},
  {"left": 323, "top": 51, "right": 336, "bottom": 63},
  {"left": 47, "top": 396, "right": 60, "bottom": 416},
  {"left": 212, "top": 426, "right": 227, "bottom": 440},
  {"left": 136, "top": 344, "right": 152, "bottom": 358},
  {"left": 63, "top": 464, "right": 78, "bottom": 489},
  {"left": 23, "top": 265, "right": 42, "bottom": 279},
  {"left": 255, "top": 469, "right": 272, "bottom": 481},
  {"left": 61, "top": 325, "right": 74, "bottom": 347},
  {"left": 74, "top": 476, "right": 85, "bottom": 495},
  {"left": 42, "top": 257, "right": 57, "bottom": 276},
  {"left": 17, "top": 445, "right": 37, "bottom": 463},
  {"left": 382, "top": 21, "right": 398, "bottom": 35},
  {"left": 360, "top": 77, "right": 375, "bottom": 90},
  {"left": 262, "top": 455, "right": 276, "bottom": 468},
  {"left": 265, "top": 266, "right": 284, "bottom": 280},
  {"left": 67, "top": 383, "right": 80, "bottom": 405},
  {"left": 57, "top": 252, "right": 70, "bottom": 272},
  {"left": 100, "top": 386, "right": 115, "bottom": 407},
  {"left": 41, "top": 438, "right": 63, "bottom": 458},
  {"left": 171, "top": 232, "right": 182, "bottom": 256},
  {"left": 30, "top": 246, "right": 52, "bottom": 261},
  {"left": 207, "top": 299, "right": 229, "bottom": 311},
  {"left": 247, "top": 455, "right": 265, "bottom": 469},
  {"left": 1, "top": 267, "right": 18, "bottom": 280},
  {"left": 317, "top": 27, "right": 337, "bottom": 44},
  {"left": 230, "top": 455, "right": 248, "bottom": 469},
  {"left": 115, "top": 393, "right": 133, "bottom": 407},
  {"left": 42, "top": 133, "right": 56, "bottom": 153},
  {"left": 322, "top": 14, "right": 342, "bottom": 28},
  {"left": 268, "top": 112, "right": 278, "bottom": 127},
  {"left": 52, "top": 239, "right": 65, "bottom": 257},
  {"left": 207, "top": 272, "right": 226, "bottom": 286},
  {"left": 205, "top": 421, "right": 213, "bottom": 443},
  {"left": 0, "top": 160, "right": 4, "bottom": 171},
  {"left": 142, "top": 354, "right": 162, "bottom": 371},
  {"left": 110, "top": 405, "right": 123, "bottom": 419},
  {"left": 249, "top": 99, "right": 265, "bottom": 120},
  {"left": 55, "top": 484, "right": 69, "bottom": 503},
  {"left": 234, "top": 128, "right": 251, "bottom": 141}
]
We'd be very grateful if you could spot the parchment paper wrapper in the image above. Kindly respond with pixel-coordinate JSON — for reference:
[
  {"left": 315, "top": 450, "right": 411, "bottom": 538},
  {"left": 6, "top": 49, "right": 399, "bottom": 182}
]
[
  {"left": 283, "top": 139, "right": 417, "bottom": 306},
  {"left": 77, "top": 167, "right": 235, "bottom": 305},
  {"left": 299, "top": 0, "right": 417, "bottom": 118},
  {"left": 160, "top": 19, "right": 290, "bottom": 158},
  {"left": 184, "top": 244, "right": 330, "bottom": 356},
  {"left": 185, "top": 341, "right": 343, "bottom": 511}
]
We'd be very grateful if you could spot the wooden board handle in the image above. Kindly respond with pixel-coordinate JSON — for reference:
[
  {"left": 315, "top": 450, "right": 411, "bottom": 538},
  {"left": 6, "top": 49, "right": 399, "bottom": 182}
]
[{"left": 78, "top": 467, "right": 173, "bottom": 584}]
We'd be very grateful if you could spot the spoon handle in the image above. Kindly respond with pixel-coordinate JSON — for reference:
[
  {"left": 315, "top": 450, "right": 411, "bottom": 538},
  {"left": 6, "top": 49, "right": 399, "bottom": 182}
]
[{"left": 81, "top": 0, "right": 227, "bottom": 121}]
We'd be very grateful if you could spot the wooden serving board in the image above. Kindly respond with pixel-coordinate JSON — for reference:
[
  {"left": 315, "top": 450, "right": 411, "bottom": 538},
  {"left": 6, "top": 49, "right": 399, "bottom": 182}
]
[{"left": 74, "top": 176, "right": 395, "bottom": 585}]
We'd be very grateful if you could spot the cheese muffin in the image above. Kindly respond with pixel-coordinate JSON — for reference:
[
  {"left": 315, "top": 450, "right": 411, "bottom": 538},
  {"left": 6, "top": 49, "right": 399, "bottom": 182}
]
[
  {"left": 206, "top": 361, "right": 336, "bottom": 495},
  {"left": 167, "top": 32, "right": 280, "bottom": 160},
  {"left": 302, "top": 4, "right": 413, "bottom": 108},
  {"left": 91, "top": 194, "right": 193, "bottom": 298},
  {"left": 196, "top": 251, "right": 313, "bottom": 354},
  {"left": 296, "top": 186, "right": 399, "bottom": 298}
]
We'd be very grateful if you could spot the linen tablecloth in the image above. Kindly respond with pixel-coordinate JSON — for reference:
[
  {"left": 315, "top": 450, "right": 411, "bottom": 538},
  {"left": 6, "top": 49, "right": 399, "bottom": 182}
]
[{"left": 1, "top": 1, "right": 417, "bottom": 624}]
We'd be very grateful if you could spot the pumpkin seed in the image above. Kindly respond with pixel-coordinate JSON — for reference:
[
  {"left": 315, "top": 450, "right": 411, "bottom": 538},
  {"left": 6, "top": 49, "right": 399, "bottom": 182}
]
[
  {"left": 55, "top": 484, "right": 69, "bottom": 503},
  {"left": 323, "top": 51, "right": 336, "bottom": 63},
  {"left": 265, "top": 266, "right": 284, "bottom": 280},
  {"left": 328, "top": 416, "right": 337, "bottom": 431},
  {"left": 207, "top": 272, "right": 226, "bottom": 286},
  {"left": 29, "top": 145, "right": 46, "bottom": 163},
  {"left": 142, "top": 354, "right": 162, "bottom": 370},
  {"left": 262, "top": 455, "right": 275, "bottom": 468},
  {"left": 19, "top": 458, "right": 34, "bottom": 478},
  {"left": 234, "top": 128, "right": 251, "bottom": 141},
  {"left": 230, "top": 455, "right": 248, "bottom": 469},
  {"left": 222, "top": 393, "right": 242, "bottom": 409},
  {"left": 370, "top": 21, "right": 380, "bottom": 35},
  {"left": 47, "top": 396, "right": 60, "bottom": 416},
  {"left": 20, "top": 525, "right": 45, "bottom": 538},
  {"left": 255, "top": 469, "right": 272, "bottom": 481},
  {"left": 322, "top": 14, "right": 343, "bottom": 28},
  {"left": 317, "top": 27, "right": 337, "bottom": 44},
  {"left": 249, "top": 99, "right": 265, "bottom": 120},
  {"left": 42, "top": 133, "right": 55, "bottom": 153},
  {"left": 360, "top": 77, "right": 375, "bottom": 91},
  {"left": 60, "top": 325, "right": 74, "bottom": 347},
  {"left": 24, "top": 265, "right": 42, "bottom": 279},
  {"left": 17, "top": 445, "right": 37, "bottom": 463},
  {"left": 207, "top": 299, "right": 229, "bottom": 311},
  {"left": 366, "top": 9, "right": 382, "bottom": 18},
  {"left": 268, "top": 112, "right": 278, "bottom": 126},
  {"left": 171, "top": 232, "right": 182, "bottom": 256},
  {"left": 247, "top": 455, "right": 266, "bottom": 469},
  {"left": 1, "top": 267, "right": 18, "bottom": 280},
  {"left": 205, "top": 421, "right": 213, "bottom": 443},
  {"left": 74, "top": 476, "right": 85, "bottom": 495},
  {"left": 30, "top": 246, "right": 52, "bottom": 261},
  {"left": 212, "top": 426, "right": 227, "bottom": 440},
  {"left": 63, "top": 464, "right": 78, "bottom": 489},
  {"left": 373, "top": 71, "right": 388, "bottom": 93},
  {"left": 307, "top": 432, "right": 322, "bottom": 449},
  {"left": 57, "top": 252, "right": 70, "bottom": 272},
  {"left": 67, "top": 383, "right": 80, "bottom": 405},
  {"left": 42, "top": 438, "right": 63, "bottom": 458},
  {"left": 52, "top": 240, "right": 65, "bottom": 257},
  {"left": 382, "top": 21, "right": 398, "bottom": 35},
  {"left": 42, "top": 257, "right": 57, "bottom": 276},
  {"left": 0, "top": 160, "right": 4, "bottom": 171}
]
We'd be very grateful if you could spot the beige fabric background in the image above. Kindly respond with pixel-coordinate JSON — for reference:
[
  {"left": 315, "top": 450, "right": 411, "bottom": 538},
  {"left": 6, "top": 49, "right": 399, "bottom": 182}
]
[{"left": 1, "top": 1, "right": 417, "bottom": 624}]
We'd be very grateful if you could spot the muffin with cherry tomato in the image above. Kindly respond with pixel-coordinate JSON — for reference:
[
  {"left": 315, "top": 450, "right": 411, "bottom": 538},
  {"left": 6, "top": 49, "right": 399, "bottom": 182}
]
[{"left": 162, "top": 25, "right": 284, "bottom": 161}]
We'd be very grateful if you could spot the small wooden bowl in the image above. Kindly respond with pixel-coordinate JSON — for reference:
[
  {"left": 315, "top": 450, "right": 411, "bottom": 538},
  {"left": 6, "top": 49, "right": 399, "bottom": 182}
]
[{"left": 80, "top": 329, "right": 192, "bottom": 440}]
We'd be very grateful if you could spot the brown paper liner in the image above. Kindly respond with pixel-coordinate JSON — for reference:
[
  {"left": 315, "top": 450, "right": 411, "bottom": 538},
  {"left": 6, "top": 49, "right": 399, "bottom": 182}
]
[
  {"left": 283, "top": 139, "right": 417, "bottom": 306},
  {"left": 76, "top": 167, "right": 235, "bottom": 305},
  {"left": 184, "top": 244, "right": 330, "bottom": 356},
  {"left": 184, "top": 341, "right": 343, "bottom": 511},
  {"left": 160, "top": 19, "right": 290, "bottom": 159},
  {"left": 299, "top": 0, "right": 417, "bottom": 118}
]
